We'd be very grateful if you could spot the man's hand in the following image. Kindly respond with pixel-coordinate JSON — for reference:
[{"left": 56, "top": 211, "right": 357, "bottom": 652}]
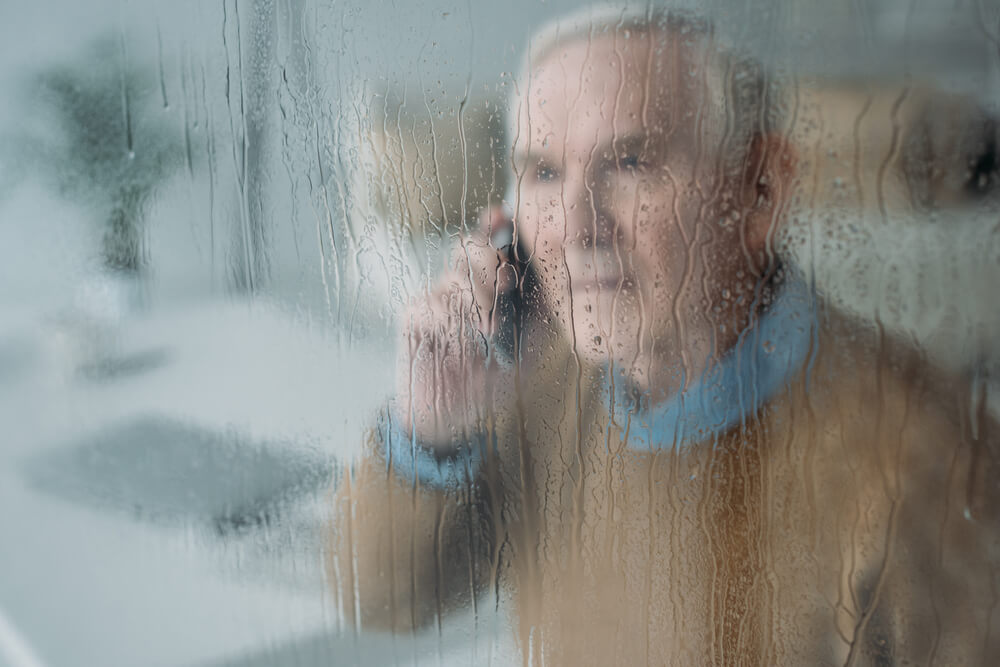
[{"left": 395, "top": 206, "right": 519, "bottom": 446}]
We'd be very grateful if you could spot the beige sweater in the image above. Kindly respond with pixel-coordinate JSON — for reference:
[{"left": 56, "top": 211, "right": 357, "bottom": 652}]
[{"left": 329, "top": 308, "right": 999, "bottom": 666}]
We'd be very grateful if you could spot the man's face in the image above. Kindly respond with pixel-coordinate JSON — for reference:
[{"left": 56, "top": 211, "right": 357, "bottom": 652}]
[{"left": 511, "top": 31, "right": 756, "bottom": 374}]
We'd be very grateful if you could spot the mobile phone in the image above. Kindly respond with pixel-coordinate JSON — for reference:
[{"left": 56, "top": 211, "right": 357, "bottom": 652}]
[{"left": 490, "top": 230, "right": 536, "bottom": 366}]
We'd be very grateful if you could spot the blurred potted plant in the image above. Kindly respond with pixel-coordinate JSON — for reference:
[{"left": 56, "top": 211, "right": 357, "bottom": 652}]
[
  {"left": 26, "top": 36, "right": 183, "bottom": 278},
  {"left": 5, "top": 36, "right": 184, "bottom": 378}
]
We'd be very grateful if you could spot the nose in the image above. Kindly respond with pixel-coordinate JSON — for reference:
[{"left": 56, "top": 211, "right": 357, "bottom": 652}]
[{"left": 560, "top": 163, "right": 617, "bottom": 248}]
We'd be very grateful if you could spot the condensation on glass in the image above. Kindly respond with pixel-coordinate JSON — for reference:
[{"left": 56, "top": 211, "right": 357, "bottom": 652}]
[{"left": 0, "top": 1, "right": 998, "bottom": 666}]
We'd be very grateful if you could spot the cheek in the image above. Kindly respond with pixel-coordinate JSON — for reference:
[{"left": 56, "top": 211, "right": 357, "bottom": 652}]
[
  {"left": 612, "top": 182, "right": 679, "bottom": 273},
  {"left": 622, "top": 214, "right": 703, "bottom": 332},
  {"left": 607, "top": 173, "right": 680, "bottom": 233},
  {"left": 514, "top": 206, "right": 565, "bottom": 301},
  {"left": 517, "top": 198, "right": 567, "bottom": 260}
]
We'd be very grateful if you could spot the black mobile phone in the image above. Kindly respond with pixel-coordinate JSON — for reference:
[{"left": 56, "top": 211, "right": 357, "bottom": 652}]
[{"left": 490, "top": 232, "right": 536, "bottom": 366}]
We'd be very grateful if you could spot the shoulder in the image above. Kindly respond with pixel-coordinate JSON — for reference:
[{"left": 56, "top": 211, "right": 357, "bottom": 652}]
[
  {"left": 810, "top": 306, "right": 976, "bottom": 425},
  {"left": 781, "top": 305, "right": 998, "bottom": 493}
]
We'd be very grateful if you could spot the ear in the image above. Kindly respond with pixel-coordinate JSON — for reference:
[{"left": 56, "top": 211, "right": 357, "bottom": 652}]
[{"left": 741, "top": 133, "right": 798, "bottom": 273}]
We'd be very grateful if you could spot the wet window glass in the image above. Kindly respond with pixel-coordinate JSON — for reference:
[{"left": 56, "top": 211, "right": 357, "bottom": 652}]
[{"left": 1, "top": 1, "right": 998, "bottom": 665}]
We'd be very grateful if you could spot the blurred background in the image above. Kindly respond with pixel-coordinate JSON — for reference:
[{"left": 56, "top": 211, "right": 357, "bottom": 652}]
[{"left": 1, "top": 1, "right": 998, "bottom": 665}]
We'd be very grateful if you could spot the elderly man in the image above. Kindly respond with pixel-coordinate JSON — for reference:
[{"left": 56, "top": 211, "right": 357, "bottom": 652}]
[{"left": 329, "top": 7, "right": 999, "bottom": 665}]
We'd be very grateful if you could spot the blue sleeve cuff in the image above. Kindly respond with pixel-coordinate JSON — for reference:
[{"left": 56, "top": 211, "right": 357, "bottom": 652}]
[{"left": 377, "top": 408, "right": 489, "bottom": 490}]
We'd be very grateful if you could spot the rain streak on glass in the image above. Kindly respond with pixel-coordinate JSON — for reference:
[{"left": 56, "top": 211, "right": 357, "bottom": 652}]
[{"left": 0, "top": 1, "right": 998, "bottom": 666}]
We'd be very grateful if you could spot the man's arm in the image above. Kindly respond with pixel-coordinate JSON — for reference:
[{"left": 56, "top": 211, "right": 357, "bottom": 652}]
[
  {"left": 326, "top": 431, "right": 494, "bottom": 633},
  {"left": 325, "top": 209, "right": 516, "bottom": 633}
]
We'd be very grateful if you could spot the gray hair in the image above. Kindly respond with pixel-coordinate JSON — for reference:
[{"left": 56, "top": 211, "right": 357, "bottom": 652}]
[{"left": 506, "top": 4, "right": 781, "bottom": 199}]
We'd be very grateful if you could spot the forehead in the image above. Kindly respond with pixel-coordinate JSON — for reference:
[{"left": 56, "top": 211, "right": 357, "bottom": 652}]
[{"left": 514, "top": 30, "right": 701, "bottom": 149}]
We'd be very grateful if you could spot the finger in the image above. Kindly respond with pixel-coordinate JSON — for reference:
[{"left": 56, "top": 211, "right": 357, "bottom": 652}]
[
  {"left": 484, "top": 205, "right": 514, "bottom": 254},
  {"left": 459, "top": 207, "right": 518, "bottom": 309}
]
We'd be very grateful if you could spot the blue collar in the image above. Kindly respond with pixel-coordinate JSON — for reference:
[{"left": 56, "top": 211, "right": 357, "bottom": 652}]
[
  {"left": 605, "top": 278, "right": 818, "bottom": 451},
  {"left": 386, "top": 277, "right": 819, "bottom": 490}
]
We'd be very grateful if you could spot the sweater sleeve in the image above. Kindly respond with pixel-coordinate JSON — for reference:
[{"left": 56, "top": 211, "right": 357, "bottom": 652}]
[{"left": 377, "top": 406, "right": 489, "bottom": 490}]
